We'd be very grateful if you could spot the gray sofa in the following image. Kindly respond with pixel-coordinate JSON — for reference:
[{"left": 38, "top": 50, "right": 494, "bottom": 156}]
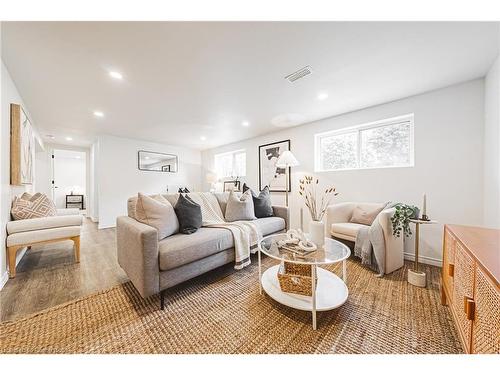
[{"left": 116, "top": 192, "right": 289, "bottom": 309}]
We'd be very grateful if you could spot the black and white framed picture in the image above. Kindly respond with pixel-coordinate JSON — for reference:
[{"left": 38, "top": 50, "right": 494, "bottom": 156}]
[
  {"left": 223, "top": 180, "right": 241, "bottom": 192},
  {"left": 258, "top": 139, "right": 290, "bottom": 192}
]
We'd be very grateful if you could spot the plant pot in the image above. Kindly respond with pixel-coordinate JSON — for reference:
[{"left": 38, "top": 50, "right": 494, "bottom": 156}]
[
  {"left": 411, "top": 207, "right": 420, "bottom": 220},
  {"left": 309, "top": 220, "right": 325, "bottom": 248}
]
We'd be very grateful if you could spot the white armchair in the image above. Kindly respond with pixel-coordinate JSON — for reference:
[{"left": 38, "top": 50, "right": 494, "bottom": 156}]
[
  {"left": 325, "top": 202, "right": 404, "bottom": 274},
  {"left": 6, "top": 208, "right": 83, "bottom": 278}
]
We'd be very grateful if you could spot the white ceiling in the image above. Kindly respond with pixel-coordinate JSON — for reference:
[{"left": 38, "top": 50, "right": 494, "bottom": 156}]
[{"left": 2, "top": 22, "right": 499, "bottom": 150}]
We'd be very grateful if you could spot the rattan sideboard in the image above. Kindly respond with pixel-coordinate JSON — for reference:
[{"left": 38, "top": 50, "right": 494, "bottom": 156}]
[{"left": 441, "top": 224, "right": 499, "bottom": 354}]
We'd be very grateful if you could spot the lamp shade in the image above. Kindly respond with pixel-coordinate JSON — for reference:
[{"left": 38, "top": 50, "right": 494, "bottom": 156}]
[
  {"left": 206, "top": 171, "right": 217, "bottom": 184},
  {"left": 275, "top": 150, "right": 299, "bottom": 167}
]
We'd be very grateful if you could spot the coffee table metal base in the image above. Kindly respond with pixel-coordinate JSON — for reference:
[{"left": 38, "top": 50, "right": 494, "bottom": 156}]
[{"left": 261, "top": 265, "right": 348, "bottom": 329}]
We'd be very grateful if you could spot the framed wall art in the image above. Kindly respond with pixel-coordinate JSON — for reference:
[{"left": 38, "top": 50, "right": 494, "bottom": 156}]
[
  {"left": 258, "top": 139, "right": 290, "bottom": 192},
  {"left": 10, "top": 103, "right": 35, "bottom": 185}
]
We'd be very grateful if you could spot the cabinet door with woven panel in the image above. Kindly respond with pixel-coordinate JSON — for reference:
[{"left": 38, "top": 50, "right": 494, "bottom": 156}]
[
  {"left": 472, "top": 267, "right": 500, "bottom": 354},
  {"left": 452, "top": 242, "right": 475, "bottom": 352},
  {"left": 442, "top": 230, "right": 456, "bottom": 302}
]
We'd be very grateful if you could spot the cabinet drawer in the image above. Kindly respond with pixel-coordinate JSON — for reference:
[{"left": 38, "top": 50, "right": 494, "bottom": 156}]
[
  {"left": 443, "top": 230, "right": 456, "bottom": 301},
  {"left": 452, "top": 242, "right": 475, "bottom": 353},
  {"left": 67, "top": 195, "right": 83, "bottom": 203},
  {"left": 472, "top": 267, "right": 500, "bottom": 354}
]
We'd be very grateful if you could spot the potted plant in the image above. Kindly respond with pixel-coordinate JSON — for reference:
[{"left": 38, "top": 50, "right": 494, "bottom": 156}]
[
  {"left": 299, "top": 175, "right": 339, "bottom": 246},
  {"left": 391, "top": 203, "right": 420, "bottom": 238}
]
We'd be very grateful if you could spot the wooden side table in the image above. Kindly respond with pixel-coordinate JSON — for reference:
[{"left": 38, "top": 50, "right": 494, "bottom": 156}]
[{"left": 408, "top": 219, "right": 437, "bottom": 287}]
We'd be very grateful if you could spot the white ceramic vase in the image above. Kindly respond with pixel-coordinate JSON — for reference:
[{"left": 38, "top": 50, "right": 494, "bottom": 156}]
[{"left": 309, "top": 220, "right": 325, "bottom": 248}]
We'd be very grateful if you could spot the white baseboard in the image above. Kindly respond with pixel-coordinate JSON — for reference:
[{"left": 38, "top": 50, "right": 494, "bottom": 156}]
[
  {"left": 0, "top": 271, "right": 8, "bottom": 290},
  {"left": 404, "top": 252, "right": 442, "bottom": 267},
  {"left": 98, "top": 223, "right": 116, "bottom": 230}
]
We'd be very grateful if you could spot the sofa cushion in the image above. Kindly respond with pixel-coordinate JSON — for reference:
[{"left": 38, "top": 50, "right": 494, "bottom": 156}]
[
  {"left": 225, "top": 190, "right": 256, "bottom": 222},
  {"left": 253, "top": 216, "right": 286, "bottom": 236},
  {"left": 159, "top": 227, "right": 234, "bottom": 271},
  {"left": 135, "top": 193, "right": 179, "bottom": 240},
  {"left": 331, "top": 222, "right": 368, "bottom": 239}
]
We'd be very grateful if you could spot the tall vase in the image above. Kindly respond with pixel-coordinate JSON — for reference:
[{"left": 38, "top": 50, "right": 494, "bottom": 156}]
[{"left": 309, "top": 220, "right": 325, "bottom": 248}]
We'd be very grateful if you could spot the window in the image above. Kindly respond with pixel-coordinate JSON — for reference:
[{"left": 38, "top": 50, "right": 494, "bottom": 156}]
[
  {"left": 214, "top": 149, "right": 246, "bottom": 178},
  {"left": 315, "top": 114, "right": 414, "bottom": 172}
]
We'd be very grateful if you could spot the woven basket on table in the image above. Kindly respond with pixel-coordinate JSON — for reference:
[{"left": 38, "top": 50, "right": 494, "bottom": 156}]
[{"left": 277, "top": 261, "right": 317, "bottom": 296}]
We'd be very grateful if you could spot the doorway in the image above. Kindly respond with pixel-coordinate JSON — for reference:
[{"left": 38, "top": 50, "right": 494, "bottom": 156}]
[{"left": 52, "top": 149, "right": 87, "bottom": 212}]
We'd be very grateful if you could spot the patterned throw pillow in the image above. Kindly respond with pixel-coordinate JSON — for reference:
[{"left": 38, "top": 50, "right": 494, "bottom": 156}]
[
  {"left": 20, "top": 192, "right": 33, "bottom": 201},
  {"left": 11, "top": 193, "right": 57, "bottom": 220}
]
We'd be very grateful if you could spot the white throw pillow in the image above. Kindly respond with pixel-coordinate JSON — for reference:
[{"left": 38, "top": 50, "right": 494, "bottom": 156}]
[
  {"left": 224, "top": 190, "right": 256, "bottom": 222},
  {"left": 135, "top": 193, "right": 179, "bottom": 239}
]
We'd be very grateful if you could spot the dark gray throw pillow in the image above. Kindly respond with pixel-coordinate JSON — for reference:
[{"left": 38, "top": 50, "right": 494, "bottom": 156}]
[
  {"left": 174, "top": 194, "right": 202, "bottom": 234},
  {"left": 242, "top": 183, "right": 274, "bottom": 218}
]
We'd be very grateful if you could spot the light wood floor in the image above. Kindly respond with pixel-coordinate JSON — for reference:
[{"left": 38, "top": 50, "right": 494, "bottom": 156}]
[{"left": 0, "top": 218, "right": 128, "bottom": 322}]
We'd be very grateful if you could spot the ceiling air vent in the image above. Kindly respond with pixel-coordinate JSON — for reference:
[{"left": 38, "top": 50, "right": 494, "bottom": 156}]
[{"left": 285, "top": 66, "right": 313, "bottom": 83}]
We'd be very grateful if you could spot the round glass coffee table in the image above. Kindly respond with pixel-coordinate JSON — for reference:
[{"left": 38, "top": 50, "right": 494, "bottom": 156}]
[{"left": 258, "top": 233, "right": 350, "bottom": 330}]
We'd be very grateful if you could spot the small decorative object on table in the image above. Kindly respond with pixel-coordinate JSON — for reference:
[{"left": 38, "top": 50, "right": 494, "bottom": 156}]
[
  {"left": 390, "top": 203, "right": 419, "bottom": 238},
  {"left": 421, "top": 193, "right": 430, "bottom": 221},
  {"left": 299, "top": 175, "right": 339, "bottom": 247},
  {"left": 277, "top": 229, "right": 317, "bottom": 256}
]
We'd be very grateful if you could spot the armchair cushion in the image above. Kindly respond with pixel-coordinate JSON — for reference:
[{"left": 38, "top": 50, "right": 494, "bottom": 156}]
[
  {"left": 331, "top": 222, "right": 367, "bottom": 239},
  {"left": 6, "top": 226, "right": 81, "bottom": 247},
  {"left": 6, "top": 214, "right": 83, "bottom": 235}
]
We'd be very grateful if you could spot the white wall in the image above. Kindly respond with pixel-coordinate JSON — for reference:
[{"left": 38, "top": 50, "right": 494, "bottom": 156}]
[
  {"left": 34, "top": 148, "right": 52, "bottom": 197},
  {"left": 89, "top": 142, "right": 98, "bottom": 221},
  {"left": 1, "top": 61, "right": 42, "bottom": 288},
  {"left": 96, "top": 134, "right": 202, "bottom": 228},
  {"left": 483, "top": 53, "right": 500, "bottom": 229},
  {"left": 202, "top": 79, "right": 486, "bottom": 265}
]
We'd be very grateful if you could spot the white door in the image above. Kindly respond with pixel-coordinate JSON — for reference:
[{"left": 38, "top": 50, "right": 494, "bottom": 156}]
[{"left": 52, "top": 149, "right": 87, "bottom": 211}]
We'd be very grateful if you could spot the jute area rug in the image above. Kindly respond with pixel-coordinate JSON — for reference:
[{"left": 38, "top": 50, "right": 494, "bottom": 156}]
[{"left": 0, "top": 257, "right": 462, "bottom": 354}]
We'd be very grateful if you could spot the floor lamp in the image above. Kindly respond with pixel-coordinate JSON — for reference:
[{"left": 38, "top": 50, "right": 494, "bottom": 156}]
[{"left": 275, "top": 150, "right": 299, "bottom": 207}]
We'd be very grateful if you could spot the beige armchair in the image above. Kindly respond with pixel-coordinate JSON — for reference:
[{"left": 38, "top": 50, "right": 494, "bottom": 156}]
[
  {"left": 325, "top": 202, "right": 404, "bottom": 274},
  {"left": 6, "top": 208, "right": 83, "bottom": 278}
]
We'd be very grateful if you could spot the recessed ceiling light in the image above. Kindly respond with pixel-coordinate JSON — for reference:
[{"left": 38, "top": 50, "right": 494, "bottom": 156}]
[
  {"left": 317, "top": 92, "right": 329, "bottom": 101},
  {"left": 200, "top": 136, "right": 207, "bottom": 141},
  {"left": 65, "top": 137, "right": 73, "bottom": 141},
  {"left": 144, "top": 156, "right": 150, "bottom": 160},
  {"left": 93, "top": 111, "right": 104, "bottom": 117},
  {"left": 109, "top": 71, "right": 123, "bottom": 80},
  {"left": 242, "top": 121, "right": 250, "bottom": 127},
  {"left": 46, "top": 134, "right": 55, "bottom": 140}
]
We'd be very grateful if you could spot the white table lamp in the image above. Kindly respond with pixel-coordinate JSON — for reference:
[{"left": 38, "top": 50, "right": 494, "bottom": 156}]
[{"left": 275, "top": 150, "right": 299, "bottom": 206}]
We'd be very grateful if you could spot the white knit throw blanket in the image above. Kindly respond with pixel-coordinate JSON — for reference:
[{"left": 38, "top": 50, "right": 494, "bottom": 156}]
[{"left": 188, "top": 192, "right": 262, "bottom": 269}]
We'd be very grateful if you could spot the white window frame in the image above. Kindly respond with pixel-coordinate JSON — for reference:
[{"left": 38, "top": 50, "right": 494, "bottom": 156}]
[
  {"left": 214, "top": 149, "right": 246, "bottom": 178},
  {"left": 314, "top": 114, "right": 415, "bottom": 172}
]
